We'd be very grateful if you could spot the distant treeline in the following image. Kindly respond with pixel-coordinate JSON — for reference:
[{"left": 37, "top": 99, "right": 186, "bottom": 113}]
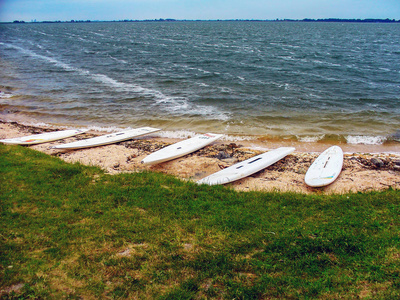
[
  {"left": 301, "top": 18, "right": 399, "bottom": 23},
  {"left": 8, "top": 18, "right": 400, "bottom": 24}
]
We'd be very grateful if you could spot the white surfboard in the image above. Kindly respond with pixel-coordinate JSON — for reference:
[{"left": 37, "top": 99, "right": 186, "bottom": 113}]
[
  {"left": 304, "top": 146, "right": 343, "bottom": 187},
  {"left": 0, "top": 129, "right": 88, "bottom": 145},
  {"left": 142, "top": 133, "right": 223, "bottom": 165},
  {"left": 197, "top": 147, "right": 295, "bottom": 186},
  {"left": 52, "top": 127, "right": 161, "bottom": 150}
]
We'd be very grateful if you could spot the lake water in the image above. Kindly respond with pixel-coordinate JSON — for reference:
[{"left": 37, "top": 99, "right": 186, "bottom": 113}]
[{"left": 0, "top": 21, "right": 399, "bottom": 147}]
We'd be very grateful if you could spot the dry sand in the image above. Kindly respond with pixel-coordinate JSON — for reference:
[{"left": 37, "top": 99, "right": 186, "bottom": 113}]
[{"left": 1, "top": 121, "right": 400, "bottom": 194}]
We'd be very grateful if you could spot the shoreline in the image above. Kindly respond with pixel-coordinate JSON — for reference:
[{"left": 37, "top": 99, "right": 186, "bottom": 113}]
[
  {"left": 1, "top": 120, "right": 400, "bottom": 194},
  {"left": 1, "top": 112, "right": 399, "bottom": 154}
]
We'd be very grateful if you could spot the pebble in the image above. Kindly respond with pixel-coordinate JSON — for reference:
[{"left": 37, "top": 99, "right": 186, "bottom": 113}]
[
  {"left": 216, "top": 151, "right": 231, "bottom": 160},
  {"left": 6, "top": 121, "right": 400, "bottom": 173},
  {"left": 371, "top": 158, "right": 385, "bottom": 168},
  {"left": 296, "top": 166, "right": 308, "bottom": 175},
  {"left": 221, "top": 157, "right": 239, "bottom": 164}
]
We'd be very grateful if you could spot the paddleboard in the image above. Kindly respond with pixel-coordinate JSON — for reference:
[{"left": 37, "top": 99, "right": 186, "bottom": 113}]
[
  {"left": 142, "top": 133, "right": 223, "bottom": 165},
  {"left": 52, "top": 127, "right": 161, "bottom": 150},
  {"left": 197, "top": 147, "right": 295, "bottom": 186},
  {"left": 304, "top": 145, "right": 343, "bottom": 187},
  {"left": 0, "top": 129, "right": 88, "bottom": 145}
]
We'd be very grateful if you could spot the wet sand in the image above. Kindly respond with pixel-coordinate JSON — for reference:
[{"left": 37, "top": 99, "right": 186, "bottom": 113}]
[{"left": 1, "top": 121, "right": 399, "bottom": 194}]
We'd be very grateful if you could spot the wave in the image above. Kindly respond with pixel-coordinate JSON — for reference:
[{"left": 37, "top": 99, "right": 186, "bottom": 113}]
[
  {"left": 345, "top": 135, "right": 387, "bottom": 145},
  {"left": 2, "top": 22, "right": 399, "bottom": 144},
  {"left": 0, "top": 91, "right": 14, "bottom": 99},
  {"left": 157, "top": 130, "right": 198, "bottom": 139},
  {"left": 296, "top": 135, "right": 326, "bottom": 143},
  {"left": 0, "top": 42, "right": 228, "bottom": 120}
]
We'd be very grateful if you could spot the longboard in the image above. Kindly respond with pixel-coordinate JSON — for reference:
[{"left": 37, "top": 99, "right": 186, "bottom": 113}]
[
  {"left": 304, "top": 145, "right": 343, "bottom": 187},
  {"left": 52, "top": 127, "right": 161, "bottom": 150},
  {"left": 142, "top": 133, "right": 223, "bottom": 165},
  {"left": 0, "top": 129, "right": 88, "bottom": 145},
  {"left": 197, "top": 147, "right": 295, "bottom": 185}
]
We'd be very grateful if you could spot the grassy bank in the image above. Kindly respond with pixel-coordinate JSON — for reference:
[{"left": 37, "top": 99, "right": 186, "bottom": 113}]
[{"left": 1, "top": 144, "right": 400, "bottom": 299}]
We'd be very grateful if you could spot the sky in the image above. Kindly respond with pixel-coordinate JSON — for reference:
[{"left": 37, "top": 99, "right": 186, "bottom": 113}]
[{"left": 0, "top": 0, "right": 399, "bottom": 22}]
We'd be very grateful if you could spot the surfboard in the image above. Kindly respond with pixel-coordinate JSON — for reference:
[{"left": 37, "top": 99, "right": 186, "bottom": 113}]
[
  {"left": 52, "top": 127, "right": 161, "bottom": 150},
  {"left": 0, "top": 129, "right": 88, "bottom": 145},
  {"left": 197, "top": 147, "right": 295, "bottom": 186},
  {"left": 142, "top": 133, "right": 223, "bottom": 165},
  {"left": 304, "top": 146, "right": 343, "bottom": 187}
]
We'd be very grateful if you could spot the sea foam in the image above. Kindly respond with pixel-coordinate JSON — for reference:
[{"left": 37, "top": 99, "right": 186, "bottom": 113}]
[
  {"left": 297, "top": 135, "right": 326, "bottom": 143},
  {"left": 345, "top": 135, "right": 387, "bottom": 145}
]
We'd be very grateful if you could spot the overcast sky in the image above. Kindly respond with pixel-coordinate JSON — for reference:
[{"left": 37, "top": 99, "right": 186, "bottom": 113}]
[{"left": 0, "top": 0, "right": 399, "bottom": 22}]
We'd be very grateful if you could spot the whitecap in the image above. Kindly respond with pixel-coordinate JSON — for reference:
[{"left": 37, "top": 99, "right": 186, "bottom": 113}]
[
  {"left": 297, "top": 135, "right": 325, "bottom": 143},
  {"left": 195, "top": 82, "right": 209, "bottom": 87},
  {"left": 221, "top": 135, "right": 253, "bottom": 142},
  {"left": 0, "top": 43, "right": 236, "bottom": 123},
  {"left": 1, "top": 43, "right": 78, "bottom": 72},
  {"left": 86, "top": 125, "right": 130, "bottom": 133},
  {"left": 157, "top": 131, "right": 252, "bottom": 142},
  {"left": 345, "top": 135, "right": 387, "bottom": 145},
  {"left": 0, "top": 91, "right": 13, "bottom": 99},
  {"left": 157, "top": 130, "right": 197, "bottom": 139}
]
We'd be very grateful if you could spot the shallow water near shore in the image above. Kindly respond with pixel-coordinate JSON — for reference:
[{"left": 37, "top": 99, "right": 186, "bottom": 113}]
[
  {"left": 1, "top": 21, "right": 400, "bottom": 149},
  {"left": 1, "top": 118, "right": 399, "bottom": 155}
]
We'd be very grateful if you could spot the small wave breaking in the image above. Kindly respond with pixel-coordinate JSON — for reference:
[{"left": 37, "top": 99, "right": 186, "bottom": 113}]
[
  {"left": 296, "top": 135, "right": 326, "bottom": 143},
  {"left": 0, "top": 42, "right": 228, "bottom": 121},
  {"left": 345, "top": 135, "right": 387, "bottom": 145}
]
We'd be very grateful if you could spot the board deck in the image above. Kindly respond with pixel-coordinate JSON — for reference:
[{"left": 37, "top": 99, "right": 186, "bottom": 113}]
[
  {"left": 197, "top": 147, "right": 295, "bottom": 185},
  {"left": 0, "top": 129, "right": 88, "bottom": 145},
  {"left": 52, "top": 127, "right": 161, "bottom": 150},
  {"left": 142, "top": 133, "right": 223, "bottom": 165},
  {"left": 304, "top": 145, "right": 343, "bottom": 187}
]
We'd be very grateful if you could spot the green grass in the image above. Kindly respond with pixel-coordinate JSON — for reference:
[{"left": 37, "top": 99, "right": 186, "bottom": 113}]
[{"left": 1, "top": 144, "right": 400, "bottom": 299}]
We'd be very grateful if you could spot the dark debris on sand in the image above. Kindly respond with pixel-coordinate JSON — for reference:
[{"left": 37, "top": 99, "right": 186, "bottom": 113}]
[
  {"left": 2, "top": 121, "right": 399, "bottom": 173},
  {"left": 121, "top": 138, "right": 400, "bottom": 173}
]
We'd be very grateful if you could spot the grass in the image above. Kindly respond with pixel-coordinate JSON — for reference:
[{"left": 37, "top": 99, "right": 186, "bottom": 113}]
[{"left": 1, "top": 143, "right": 400, "bottom": 299}]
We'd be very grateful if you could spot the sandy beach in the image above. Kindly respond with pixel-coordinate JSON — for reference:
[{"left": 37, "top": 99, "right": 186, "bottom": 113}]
[{"left": 1, "top": 120, "right": 399, "bottom": 194}]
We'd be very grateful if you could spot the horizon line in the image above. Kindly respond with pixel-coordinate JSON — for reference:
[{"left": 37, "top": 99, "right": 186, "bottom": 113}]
[{"left": 4, "top": 18, "right": 400, "bottom": 24}]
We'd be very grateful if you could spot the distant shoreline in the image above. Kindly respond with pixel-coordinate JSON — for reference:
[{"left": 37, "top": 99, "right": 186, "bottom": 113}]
[{"left": 3, "top": 18, "right": 400, "bottom": 25}]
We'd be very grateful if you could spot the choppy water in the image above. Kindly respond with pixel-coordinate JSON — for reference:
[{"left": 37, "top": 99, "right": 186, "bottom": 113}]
[{"left": 0, "top": 21, "right": 399, "bottom": 145}]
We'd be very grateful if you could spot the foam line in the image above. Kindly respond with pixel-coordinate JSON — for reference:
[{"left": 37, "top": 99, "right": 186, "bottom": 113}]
[{"left": 0, "top": 42, "right": 228, "bottom": 120}]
